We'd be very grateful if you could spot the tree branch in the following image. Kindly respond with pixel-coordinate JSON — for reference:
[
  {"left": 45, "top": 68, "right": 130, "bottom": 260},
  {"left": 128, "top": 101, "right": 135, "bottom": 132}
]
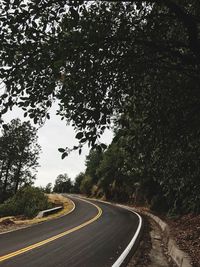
[{"left": 160, "top": 0, "right": 200, "bottom": 59}]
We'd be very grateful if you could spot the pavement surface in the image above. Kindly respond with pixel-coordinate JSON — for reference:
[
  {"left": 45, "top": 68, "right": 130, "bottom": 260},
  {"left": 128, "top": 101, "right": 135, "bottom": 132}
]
[{"left": 0, "top": 196, "right": 140, "bottom": 267}]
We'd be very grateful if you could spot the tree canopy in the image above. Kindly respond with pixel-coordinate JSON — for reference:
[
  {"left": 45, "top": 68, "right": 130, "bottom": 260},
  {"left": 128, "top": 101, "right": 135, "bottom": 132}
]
[
  {"left": 1, "top": 1, "right": 200, "bottom": 153},
  {"left": 53, "top": 173, "right": 73, "bottom": 193},
  {"left": 1, "top": 1, "right": 200, "bottom": 213},
  {"left": 0, "top": 119, "right": 41, "bottom": 202}
]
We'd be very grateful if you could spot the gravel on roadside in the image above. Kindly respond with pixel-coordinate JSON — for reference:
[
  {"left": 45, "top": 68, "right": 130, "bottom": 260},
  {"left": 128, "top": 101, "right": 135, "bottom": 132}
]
[{"left": 166, "top": 214, "right": 200, "bottom": 267}]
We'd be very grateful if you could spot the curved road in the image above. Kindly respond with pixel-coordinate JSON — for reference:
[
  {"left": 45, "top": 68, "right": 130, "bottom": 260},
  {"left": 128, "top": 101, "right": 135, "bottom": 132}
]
[{"left": 0, "top": 196, "right": 141, "bottom": 267}]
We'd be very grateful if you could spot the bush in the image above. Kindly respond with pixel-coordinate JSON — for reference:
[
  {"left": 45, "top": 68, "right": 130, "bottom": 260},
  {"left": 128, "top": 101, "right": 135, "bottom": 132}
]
[
  {"left": 80, "top": 175, "right": 93, "bottom": 196},
  {"left": 0, "top": 186, "right": 51, "bottom": 218}
]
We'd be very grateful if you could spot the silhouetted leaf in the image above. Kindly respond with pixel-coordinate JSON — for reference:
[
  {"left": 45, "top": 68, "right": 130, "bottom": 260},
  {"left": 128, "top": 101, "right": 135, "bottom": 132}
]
[{"left": 58, "top": 148, "right": 65, "bottom": 153}]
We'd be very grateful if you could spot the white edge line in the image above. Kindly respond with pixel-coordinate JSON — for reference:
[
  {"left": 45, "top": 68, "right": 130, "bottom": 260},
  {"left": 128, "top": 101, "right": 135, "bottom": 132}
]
[
  {"left": 65, "top": 197, "right": 76, "bottom": 215},
  {"left": 78, "top": 196, "right": 142, "bottom": 267},
  {"left": 112, "top": 205, "right": 142, "bottom": 267}
]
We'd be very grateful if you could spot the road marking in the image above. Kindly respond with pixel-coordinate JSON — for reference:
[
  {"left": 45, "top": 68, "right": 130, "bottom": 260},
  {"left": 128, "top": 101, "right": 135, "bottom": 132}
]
[
  {"left": 0, "top": 196, "right": 76, "bottom": 236},
  {"left": 112, "top": 205, "right": 142, "bottom": 267},
  {"left": 0, "top": 198, "right": 102, "bottom": 263},
  {"left": 82, "top": 197, "right": 143, "bottom": 267}
]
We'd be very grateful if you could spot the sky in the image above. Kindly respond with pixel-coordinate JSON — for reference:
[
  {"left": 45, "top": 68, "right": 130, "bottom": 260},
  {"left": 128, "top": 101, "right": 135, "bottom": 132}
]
[{"left": 3, "top": 104, "right": 113, "bottom": 187}]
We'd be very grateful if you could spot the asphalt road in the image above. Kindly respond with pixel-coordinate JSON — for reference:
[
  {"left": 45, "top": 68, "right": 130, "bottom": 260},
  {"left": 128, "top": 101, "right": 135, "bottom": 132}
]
[{"left": 0, "top": 196, "right": 141, "bottom": 267}]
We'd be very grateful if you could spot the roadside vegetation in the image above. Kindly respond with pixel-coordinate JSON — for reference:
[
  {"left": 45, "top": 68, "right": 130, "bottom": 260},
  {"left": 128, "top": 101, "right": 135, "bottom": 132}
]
[
  {"left": 0, "top": 1, "right": 199, "bottom": 263},
  {"left": 73, "top": 136, "right": 200, "bottom": 216},
  {"left": 1, "top": 1, "right": 199, "bottom": 216},
  {"left": 0, "top": 118, "right": 73, "bottom": 220},
  {"left": 0, "top": 193, "right": 74, "bottom": 234},
  {"left": 0, "top": 186, "right": 51, "bottom": 218},
  {"left": 0, "top": 119, "right": 41, "bottom": 203},
  {"left": 0, "top": 118, "right": 47, "bottom": 219}
]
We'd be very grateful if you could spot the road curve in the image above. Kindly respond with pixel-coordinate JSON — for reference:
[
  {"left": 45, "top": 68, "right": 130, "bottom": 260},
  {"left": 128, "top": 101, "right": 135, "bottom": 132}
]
[{"left": 0, "top": 196, "right": 142, "bottom": 267}]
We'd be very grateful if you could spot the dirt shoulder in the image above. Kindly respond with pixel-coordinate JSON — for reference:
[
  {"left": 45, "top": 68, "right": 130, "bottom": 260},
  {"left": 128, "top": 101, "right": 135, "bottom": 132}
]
[
  {"left": 165, "top": 214, "right": 200, "bottom": 267},
  {"left": 0, "top": 194, "right": 74, "bottom": 234},
  {"left": 134, "top": 207, "right": 199, "bottom": 267},
  {"left": 128, "top": 216, "right": 152, "bottom": 267}
]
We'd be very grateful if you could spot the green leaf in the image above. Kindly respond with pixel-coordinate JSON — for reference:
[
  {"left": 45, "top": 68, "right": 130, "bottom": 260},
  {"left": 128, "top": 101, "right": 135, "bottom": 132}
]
[
  {"left": 61, "top": 152, "right": 68, "bottom": 159},
  {"left": 58, "top": 148, "right": 65, "bottom": 153},
  {"left": 32, "top": 21, "right": 37, "bottom": 28},
  {"left": 70, "top": 7, "right": 79, "bottom": 21},
  {"left": 80, "top": 138, "right": 87, "bottom": 143},
  {"left": 2, "top": 124, "right": 9, "bottom": 131},
  {"left": 101, "top": 143, "right": 107, "bottom": 150},
  {"left": 2, "top": 94, "right": 8, "bottom": 99},
  {"left": 75, "top": 132, "right": 83, "bottom": 139}
]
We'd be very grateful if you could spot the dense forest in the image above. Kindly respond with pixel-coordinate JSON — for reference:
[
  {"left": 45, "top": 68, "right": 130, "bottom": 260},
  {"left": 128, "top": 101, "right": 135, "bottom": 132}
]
[{"left": 0, "top": 1, "right": 200, "bottom": 215}]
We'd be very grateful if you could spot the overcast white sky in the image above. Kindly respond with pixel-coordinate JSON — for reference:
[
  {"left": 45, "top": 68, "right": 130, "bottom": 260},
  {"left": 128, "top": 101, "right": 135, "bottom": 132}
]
[{"left": 3, "top": 104, "right": 113, "bottom": 187}]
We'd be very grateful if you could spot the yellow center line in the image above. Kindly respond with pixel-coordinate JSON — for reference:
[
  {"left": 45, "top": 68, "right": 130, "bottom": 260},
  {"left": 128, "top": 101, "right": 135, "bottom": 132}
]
[{"left": 0, "top": 198, "right": 102, "bottom": 263}]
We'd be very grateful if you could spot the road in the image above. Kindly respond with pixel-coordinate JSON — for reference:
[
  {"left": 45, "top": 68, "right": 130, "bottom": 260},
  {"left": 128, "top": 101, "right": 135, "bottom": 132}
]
[{"left": 0, "top": 196, "right": 142, "bottom": 267}]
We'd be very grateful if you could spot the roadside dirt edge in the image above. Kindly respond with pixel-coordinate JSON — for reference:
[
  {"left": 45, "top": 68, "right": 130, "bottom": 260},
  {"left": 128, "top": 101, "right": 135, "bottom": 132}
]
[
  {"left": 0, "top": 194, "right": 75, "bottom": 234},
  {"left": 132, "top": 208, "right": 192, "bottom": 267}
]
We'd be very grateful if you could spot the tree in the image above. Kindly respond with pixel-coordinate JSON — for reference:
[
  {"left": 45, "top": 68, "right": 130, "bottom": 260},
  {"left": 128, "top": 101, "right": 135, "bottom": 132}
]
[
  {"left": 0, "top": 186, "right": 50, "bottom": 218},
  {"left": 53, "top": 173, "right": 72, "bottom": 193},
  {"left": 80, "top": 175, "right": 93, "bottom": 196},
  {"left": 44, "top": 183, "right": 52, "bottom": 194},
  {"left": 73, "top": 172, "right": 84, "bottom": 194},
  {"left": 96, "top": 142, "right": 134, "bottom": 202},
  {"left": 112, "top": 95, "right": 200, "bottom": 213},
  {"left": 1, "top": 1, "right": 200, "bottom": 213},
  {"left": 85, "top": 149, "right": 103, "bottom": 184},
  {"left": 0, "top": 119, "right": 41, "bottom": 202},
  {"left": 1, "top": 1, "right": 199, "bottom": 152}
]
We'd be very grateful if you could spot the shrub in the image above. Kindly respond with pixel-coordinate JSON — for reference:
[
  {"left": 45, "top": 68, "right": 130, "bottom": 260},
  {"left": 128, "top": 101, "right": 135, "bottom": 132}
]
[
  {"left": 80, "top": 175, "right": 93, "bottom": 196},
  {"left": 0, "top": 186, "right": 51, "bottom": 218}
]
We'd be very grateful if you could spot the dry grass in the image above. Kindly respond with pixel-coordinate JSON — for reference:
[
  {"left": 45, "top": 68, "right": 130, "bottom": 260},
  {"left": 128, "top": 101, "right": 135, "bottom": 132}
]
[
  {"left": 0, "top": 194, "right": 74, "bottom": 233},
  {"left": 16, "top": 194, "right": 74, "bottom": 224}
]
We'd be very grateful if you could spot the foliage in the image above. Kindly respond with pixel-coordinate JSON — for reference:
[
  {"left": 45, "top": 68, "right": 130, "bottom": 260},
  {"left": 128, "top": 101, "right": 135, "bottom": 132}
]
[
  {"left": 0, "top": 1, "right": 200, "bottom": 213},
  {"left": 76, "top": 149, "right": 104, "bottom": 197},
  {"left": 44, "top": 183, "right": 52, "bottom": 194},
  {"left": 53, "top": 173, "right": 73, "bottom": 193},
  {"left": 80, "top": 174, "right": 93, "bottom": 196},
  {"left": 96, "top": 143, "right": 132, "bottom": 202},
  {"left": 0, "top": 186, "right": 50, "bottom": 218},
  {"left": 73, "top": 172, "right": 84, "bottom": 194},
  {"left": 0, "top": 119, "right": 41, "bottom": 202},
  {"left": 85, "top": 149, "right": 103, "bottom": 184},
  {"left": 1, "top": 1, "right": 200, "bottom": 152}
]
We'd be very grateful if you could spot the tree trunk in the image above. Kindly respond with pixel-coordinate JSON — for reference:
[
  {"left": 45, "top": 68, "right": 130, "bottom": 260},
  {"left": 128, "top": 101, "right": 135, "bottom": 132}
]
[
  {"left": 0, "top": 160, "right": 4, "bottom": 181},
  {"left": 14, "top": 159, "right": 23, "bottom": 194},
  {"left": 2, "top": 160, "right": 12, "bottom": 200}
]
